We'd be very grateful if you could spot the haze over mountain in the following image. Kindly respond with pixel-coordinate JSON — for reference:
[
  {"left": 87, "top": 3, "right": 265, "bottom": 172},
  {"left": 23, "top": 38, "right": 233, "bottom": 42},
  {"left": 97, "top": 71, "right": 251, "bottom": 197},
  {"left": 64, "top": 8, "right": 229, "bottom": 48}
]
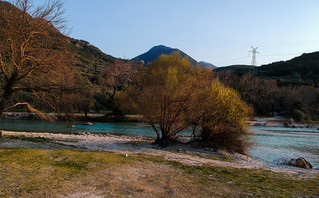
[{"left": 132, "top": 45, "right": 216, "bottom": 69}]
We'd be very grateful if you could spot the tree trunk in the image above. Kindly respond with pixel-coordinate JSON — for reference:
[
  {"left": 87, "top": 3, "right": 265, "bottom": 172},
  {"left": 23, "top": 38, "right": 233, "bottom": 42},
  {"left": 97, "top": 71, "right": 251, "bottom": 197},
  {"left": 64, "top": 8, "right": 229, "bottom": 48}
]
[
  {"left": 0, "top": 103, "right": 5, "bottom": 118},
  {"left": 84, "top": 111, "right": 88, "bottom": 120},
  {"left": 151, "top": 124, "right": 161, "bottom": 141},
  {"left": 0, "top": 72, "right": 18, "bottom": 117}
]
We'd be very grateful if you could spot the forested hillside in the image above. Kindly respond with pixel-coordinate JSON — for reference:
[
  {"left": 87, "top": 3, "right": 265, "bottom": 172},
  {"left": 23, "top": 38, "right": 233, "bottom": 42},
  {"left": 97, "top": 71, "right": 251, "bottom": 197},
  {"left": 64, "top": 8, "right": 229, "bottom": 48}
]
[
  {"left": 216, "top": 52, "right": 319, "bottom": 87},
  {"left": 253, "top": 52, "right": 319, "bottom": 86},
  {"left": 0, "top": 1, "right": 142, "bottom": 118}
]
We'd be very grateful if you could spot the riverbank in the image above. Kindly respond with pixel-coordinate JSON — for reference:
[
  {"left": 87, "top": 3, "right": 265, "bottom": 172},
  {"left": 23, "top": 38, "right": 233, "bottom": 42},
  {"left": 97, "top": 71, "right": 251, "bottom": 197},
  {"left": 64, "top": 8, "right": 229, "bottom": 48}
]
[
  {"left": 1, "top": 112, "right": 143, "bottom": 122},
  {"left": 3, "top": 112, "right": 319, "bottom": 129},
  {"left": 1, "top": 130, "right": 318, "bottom": 174},
  {"left": 248, "top": 117, "right": 319, "bottom": 129},
  {"left": 1, "top": 131, "right": 319, "bottom": 197}
]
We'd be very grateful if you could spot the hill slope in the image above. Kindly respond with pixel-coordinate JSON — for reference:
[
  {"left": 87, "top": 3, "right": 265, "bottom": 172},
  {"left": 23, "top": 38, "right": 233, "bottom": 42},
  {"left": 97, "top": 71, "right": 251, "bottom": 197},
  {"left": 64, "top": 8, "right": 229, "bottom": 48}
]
[
  {"left": 199, "top": 61, "right": 217, "bottom": 69},
  {"left": 215, "top": 52, "right": 319, "bottom": 86},
  {"left": 68, "top": 39, "right": 115, "bottom": 80},
  {"left": 253, "top": 52, "right": 319, "bottom": 85},
  {"left": 214, "top": 65, "right": 256, "bottom": 73}
]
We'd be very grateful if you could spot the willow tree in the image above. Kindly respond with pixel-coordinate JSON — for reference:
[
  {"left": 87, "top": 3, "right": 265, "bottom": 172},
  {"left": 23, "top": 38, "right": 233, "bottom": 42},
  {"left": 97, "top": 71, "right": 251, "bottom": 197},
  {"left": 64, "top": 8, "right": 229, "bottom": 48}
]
[
  {"left": 124, "top": 52, "right": 213, "bottom": 142},
  {"left": 198, "top": 79, "right": 252, "bottom": 153},
  {"left": 0, "top": 0, "right": 73, "bottom": 117}
]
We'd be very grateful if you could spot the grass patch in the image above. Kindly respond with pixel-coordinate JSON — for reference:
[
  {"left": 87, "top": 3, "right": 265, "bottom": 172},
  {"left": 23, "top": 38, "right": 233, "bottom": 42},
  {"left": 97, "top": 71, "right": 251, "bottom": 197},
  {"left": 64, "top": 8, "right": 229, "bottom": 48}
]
[
  {"left": 170, "top": 150, "right": 233, "bottom": 162},
  {"left": 6, "top": 135, "right": 49, "bottom": 143},
  {"left": 0, "top": 148, "right": 318, "bottom": 197}
]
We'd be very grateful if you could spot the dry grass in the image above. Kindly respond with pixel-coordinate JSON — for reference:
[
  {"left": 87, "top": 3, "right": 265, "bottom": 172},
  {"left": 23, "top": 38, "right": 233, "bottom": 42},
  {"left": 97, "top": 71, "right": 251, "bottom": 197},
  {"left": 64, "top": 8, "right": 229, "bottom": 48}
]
[{"left": 0, "top": 148, "right": 318, "bottom": 198}]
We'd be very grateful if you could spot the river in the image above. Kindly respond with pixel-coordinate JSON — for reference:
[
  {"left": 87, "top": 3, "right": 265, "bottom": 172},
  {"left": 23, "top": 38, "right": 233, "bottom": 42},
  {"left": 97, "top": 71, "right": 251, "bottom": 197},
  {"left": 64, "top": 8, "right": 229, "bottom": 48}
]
[{"left": 1, "top": 119, "right": 318, "bottom": 167}]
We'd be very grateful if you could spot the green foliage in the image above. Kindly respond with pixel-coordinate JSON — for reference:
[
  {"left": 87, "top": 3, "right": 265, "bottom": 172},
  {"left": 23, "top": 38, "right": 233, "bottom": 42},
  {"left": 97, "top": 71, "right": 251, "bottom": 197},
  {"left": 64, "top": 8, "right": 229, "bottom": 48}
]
[
  {"left": 7, "top": 136, "right": 48, "bottom": 143},
  {"left": 292, "top": 109, "right": 305, "bottom": 122},
  {"left": 291, "top": 109, "right": 312, "bottom": 122}
]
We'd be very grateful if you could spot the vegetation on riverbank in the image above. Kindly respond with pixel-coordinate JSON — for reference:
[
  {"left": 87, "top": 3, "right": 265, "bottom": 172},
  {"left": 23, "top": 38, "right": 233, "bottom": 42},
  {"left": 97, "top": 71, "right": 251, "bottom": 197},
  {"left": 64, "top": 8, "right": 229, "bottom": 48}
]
[
  {"left": 0, "top": 148, "right": 318, "bottom": 197},
  {"left": 121, "top": 53, "right": 251, "bottom": 151}
]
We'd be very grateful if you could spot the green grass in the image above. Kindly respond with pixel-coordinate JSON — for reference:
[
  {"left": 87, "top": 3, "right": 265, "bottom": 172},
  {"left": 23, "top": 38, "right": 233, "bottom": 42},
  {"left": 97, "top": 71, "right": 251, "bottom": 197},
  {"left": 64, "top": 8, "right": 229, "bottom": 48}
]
[
  {"left": 6, "top": 136, "right": 49, "bottom": 143},
  {"left": 171, "top": 150, "right": 233, "bottom": 162},
  {"left": 0, "top": 148, "right": 318, "bottom": 197}
]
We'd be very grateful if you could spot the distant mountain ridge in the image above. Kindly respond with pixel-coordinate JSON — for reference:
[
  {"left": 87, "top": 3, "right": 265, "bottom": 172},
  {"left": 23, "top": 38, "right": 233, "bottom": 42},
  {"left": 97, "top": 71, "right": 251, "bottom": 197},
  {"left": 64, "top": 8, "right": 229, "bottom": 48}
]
[
  {"left": 214, "top": 65, "right": 257, "bottom": 73},
  {"left": 199, "top": 61, "right": 217, "bottom": 69},
  {"left": 215, "top": 52, "right": 319, "bottom": 86},
  {"left": 132, "top": 45, "right": 216, "bottom": 68}
]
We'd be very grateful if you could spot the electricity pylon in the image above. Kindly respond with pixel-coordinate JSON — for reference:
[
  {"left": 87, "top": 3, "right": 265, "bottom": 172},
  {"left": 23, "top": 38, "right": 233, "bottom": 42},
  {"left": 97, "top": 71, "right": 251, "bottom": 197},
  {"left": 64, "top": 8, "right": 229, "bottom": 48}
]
[{"left": 249, "top": 46, "right": 259, "bottom": 66}]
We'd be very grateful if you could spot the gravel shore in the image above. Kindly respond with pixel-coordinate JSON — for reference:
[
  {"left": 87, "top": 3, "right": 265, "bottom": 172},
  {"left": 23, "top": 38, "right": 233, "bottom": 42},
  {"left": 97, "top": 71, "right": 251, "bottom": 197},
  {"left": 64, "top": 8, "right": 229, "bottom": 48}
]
[{"left": 1, "top": 130, "right": 318, "bottom": 178}]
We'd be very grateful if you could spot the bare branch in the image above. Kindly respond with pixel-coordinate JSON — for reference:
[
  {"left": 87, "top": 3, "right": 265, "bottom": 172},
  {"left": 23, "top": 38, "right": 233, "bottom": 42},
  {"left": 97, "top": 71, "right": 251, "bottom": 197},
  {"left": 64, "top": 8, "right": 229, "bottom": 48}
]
[
  {"left": 4, "top": 102, "right": 56, "bottom": 120},
  {"left": 0, "top": 54, "right": 9, "bottom": 81}
]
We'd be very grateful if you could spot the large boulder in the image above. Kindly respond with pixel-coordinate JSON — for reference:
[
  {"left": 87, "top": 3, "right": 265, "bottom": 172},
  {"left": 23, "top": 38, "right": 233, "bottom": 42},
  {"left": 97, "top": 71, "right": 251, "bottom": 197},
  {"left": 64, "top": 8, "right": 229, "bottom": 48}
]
[
  {"left": 277, "top": 157, "right": 313, "bottom": 169},
  {"left": 288, "top": 157, "right": 313, "bottom": 169}
]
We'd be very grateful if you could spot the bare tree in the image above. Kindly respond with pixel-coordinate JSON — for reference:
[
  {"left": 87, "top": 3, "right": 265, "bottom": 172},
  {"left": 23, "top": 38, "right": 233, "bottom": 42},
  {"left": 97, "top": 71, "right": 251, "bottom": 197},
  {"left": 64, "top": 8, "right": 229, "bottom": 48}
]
[
  {"left": 102, "top": 59, "right": 139, "bottom": 98},
  {"left": 0, "top": 0, "right": 72, "bottom": 118}
]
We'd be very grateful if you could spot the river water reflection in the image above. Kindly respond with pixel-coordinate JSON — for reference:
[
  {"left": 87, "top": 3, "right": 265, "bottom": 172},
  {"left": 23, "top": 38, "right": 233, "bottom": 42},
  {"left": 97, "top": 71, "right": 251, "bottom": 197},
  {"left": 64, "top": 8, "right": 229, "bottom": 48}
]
[{"left": 0, "top": 119, "right": 318, "bottom": 167}]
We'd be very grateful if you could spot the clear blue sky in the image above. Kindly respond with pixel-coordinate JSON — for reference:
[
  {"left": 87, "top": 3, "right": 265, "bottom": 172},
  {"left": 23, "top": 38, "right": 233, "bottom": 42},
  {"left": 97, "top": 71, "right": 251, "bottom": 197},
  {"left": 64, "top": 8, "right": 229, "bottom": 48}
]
[{"left": 42, "top": 1, "right": 319, "bottom": 66}]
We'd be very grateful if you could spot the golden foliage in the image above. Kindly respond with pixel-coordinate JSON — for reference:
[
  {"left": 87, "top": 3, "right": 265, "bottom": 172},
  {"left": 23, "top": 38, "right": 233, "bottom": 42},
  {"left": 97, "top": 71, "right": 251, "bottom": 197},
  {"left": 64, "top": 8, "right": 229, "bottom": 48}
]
[
  {"left": 199, "top": 79, "right": 253, "bottom": 153},
  {"left": 123, "top": 52, "right": 251, "bottom": 150}
]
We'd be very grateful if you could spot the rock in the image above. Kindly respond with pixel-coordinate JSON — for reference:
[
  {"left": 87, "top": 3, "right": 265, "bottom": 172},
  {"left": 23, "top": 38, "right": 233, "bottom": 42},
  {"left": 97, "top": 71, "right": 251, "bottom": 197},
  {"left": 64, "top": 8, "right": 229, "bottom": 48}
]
[
  {"left": 87, "top": 122, "right": 94, "bottom": 126},
  {"left": 277, "top": 157, "right": 289, "bottom": 165},
  {"left": 288, "top": 157, "right": 313, "bottom": 169}
]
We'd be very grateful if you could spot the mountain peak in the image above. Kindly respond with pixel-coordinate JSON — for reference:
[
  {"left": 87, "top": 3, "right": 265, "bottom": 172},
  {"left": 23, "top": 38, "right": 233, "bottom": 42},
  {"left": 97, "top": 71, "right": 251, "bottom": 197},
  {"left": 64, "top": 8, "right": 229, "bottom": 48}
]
[
  {"left": 133, "top": 45, "right": 216, "bottom": 68},
  {"left": 132, "top": 45, "right": 198, "bottom": 66}
]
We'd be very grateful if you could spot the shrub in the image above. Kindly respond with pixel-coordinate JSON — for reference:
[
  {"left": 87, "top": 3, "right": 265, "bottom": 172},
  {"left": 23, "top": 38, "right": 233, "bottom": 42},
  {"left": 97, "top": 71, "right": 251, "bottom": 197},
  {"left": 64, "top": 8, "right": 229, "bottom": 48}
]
[
  {"left": 198, "top": 80, "right": 253, "bottom": 154},
  {"left": 291, "top": 109, "right": 305, "bottom": 122}
]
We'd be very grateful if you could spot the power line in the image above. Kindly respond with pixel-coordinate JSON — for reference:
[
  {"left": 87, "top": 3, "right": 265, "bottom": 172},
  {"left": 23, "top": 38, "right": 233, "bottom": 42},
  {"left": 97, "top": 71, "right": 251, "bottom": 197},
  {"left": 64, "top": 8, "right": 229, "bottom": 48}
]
[
  {"left": 213, "top": 49, "right": 318, "bottom": 65},
  {"left": 260, "top": 50, "right": 318, "bottom": 57},
  {"left": 214, "top": 56, "right": 249, "bottom": 64},
  {"left": 260, "top": 53, "right": 302, "bottom": 57}
]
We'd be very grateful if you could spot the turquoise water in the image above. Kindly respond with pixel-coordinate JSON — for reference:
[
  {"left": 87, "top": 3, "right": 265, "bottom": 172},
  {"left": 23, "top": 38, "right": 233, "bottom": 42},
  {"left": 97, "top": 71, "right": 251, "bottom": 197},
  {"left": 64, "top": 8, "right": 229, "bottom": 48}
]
[
  {"left": 248, "top": 126, "right": 319, "bottom": 167},
  {"left": 0, "top": 120, "right": 156, "bottom": 138},
  {"left": 1, "top": 120, "right": 318, "bottom": 167}
]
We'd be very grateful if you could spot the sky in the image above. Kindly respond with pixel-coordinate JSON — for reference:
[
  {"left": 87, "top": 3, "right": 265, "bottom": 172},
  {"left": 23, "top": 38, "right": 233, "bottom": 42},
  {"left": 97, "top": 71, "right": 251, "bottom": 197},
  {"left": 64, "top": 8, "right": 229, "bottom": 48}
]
[{"left": 36, "top": 0, "right": 319, "bottom": 66}]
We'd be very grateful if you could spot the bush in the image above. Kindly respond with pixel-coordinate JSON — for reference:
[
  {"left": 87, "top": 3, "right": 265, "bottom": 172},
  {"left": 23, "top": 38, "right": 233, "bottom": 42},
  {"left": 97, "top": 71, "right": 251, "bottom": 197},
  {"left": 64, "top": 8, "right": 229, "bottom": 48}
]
[
  {"left": 291, "top": 109, "right": 305, "bottom": 122},
  {"left": 198, "top": 80, "right": 253, "bottom": 154}
]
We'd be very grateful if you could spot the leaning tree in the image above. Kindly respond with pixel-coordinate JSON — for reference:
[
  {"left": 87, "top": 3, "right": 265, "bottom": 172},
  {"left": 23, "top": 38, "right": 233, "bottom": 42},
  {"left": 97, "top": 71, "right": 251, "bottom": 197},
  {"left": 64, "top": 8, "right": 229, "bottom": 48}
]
[{"left": 0, "top": 0, "right": 74, "bottom": 118}]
